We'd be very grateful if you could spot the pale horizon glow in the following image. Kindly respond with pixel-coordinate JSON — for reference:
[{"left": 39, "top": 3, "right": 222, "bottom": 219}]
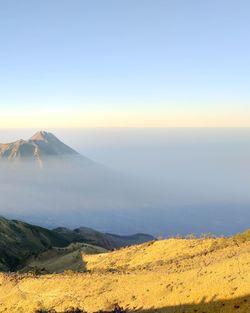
[
  {"left": 0, "top": 108, "right": 250, "bottom": 128},
  {"left": 1, "top": 1, "right": 250, "bottom": 127}
]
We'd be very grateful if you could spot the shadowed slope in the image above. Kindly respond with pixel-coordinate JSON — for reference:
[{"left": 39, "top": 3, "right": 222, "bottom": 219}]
[
  {"left": 21, "top": 242, "right": 107, "bottom": 274},
  {"left": 0, "top": 217, "right": 70, "bottom": 271},
  {"left": 54, "top": 227, "right": 155, "bottom": 250},
  {"left": 0, "top": 217, "right": 154, "bottom": 272}
]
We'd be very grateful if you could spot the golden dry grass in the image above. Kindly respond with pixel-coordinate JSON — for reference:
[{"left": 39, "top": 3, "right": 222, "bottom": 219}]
[{"left": 0, "top": 237, "right": 249, "bottom": 313}]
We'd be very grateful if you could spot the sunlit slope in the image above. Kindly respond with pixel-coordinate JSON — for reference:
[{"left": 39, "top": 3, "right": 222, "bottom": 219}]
[
  {"left": 0, "top": 233, "right": 249, "bottom": 313},
  {"left": 85, "top": 231, "right": 250, "bottom": 271},
  {"left": 86, "top": 238, "right": 237, "bottom": 270}
]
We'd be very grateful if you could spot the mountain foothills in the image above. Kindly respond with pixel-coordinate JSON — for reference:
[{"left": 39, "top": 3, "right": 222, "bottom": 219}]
[
  {"left": 0, "top": 217, "right": 154, "bottom": 272},
  {"left": 0, "top": 228, "right": 249, "bottom": 313}
]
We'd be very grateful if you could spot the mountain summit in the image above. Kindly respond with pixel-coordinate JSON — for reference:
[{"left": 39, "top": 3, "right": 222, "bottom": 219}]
[
  {"left": 30, "top": 130, "right": 59, "bottom": 142},
  {"left": 29, "top": 131, "right": 78, "bottom": 156},
  {"left": 0, "top": 131, "right": 78, "bottom": 164}
]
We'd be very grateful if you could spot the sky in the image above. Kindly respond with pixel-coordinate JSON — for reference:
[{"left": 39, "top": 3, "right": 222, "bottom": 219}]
[{"left": 0, "top": 0, "right": 250, "bottom": 128}]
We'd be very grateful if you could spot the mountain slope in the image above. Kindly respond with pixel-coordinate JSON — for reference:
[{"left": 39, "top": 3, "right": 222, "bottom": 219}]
[
  {"left": 0, "top": 217, "right": 70, "bottom": 271},
  {"left": 0, "top": 217, "right": 154, "bottom": 271},
  {"left": 0, "top": 131, "right": 81, "bottom": 166},
  {"left": 0, "top": 232, "right": 249, "bottom": 313},
  {"left": 54, "top": 227, "right": 155, "bottom": 250},
  {"left": 21, "top": 242, "right": 107, "bottom": 274}
]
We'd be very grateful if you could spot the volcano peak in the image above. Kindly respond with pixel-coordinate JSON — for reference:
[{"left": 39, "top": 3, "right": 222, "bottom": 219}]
[
  {"left": 0, "top": 131, "right": 79, "bottom": 163},
  {"left": 30, "top": 131, "right": 56, "bottom": 142}
]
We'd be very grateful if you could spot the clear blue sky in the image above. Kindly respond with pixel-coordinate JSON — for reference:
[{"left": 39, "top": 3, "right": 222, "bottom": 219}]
[{"left": 0, "top": 0, "right": 250, "bottom": 127}]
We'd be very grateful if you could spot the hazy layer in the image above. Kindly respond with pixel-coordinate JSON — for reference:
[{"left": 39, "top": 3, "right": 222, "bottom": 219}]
[{"left": 0, "top": 128, "right": 249, "bottom": 236}]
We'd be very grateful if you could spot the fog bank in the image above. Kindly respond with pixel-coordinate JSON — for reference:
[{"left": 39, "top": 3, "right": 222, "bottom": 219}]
[{"left": 0, "top": 128, "right": 250, "bottom": 236}]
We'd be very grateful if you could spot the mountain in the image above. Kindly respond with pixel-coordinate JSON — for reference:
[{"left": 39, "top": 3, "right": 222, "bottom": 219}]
[
  {"left": 54, "top": 226, "right": 155, "bottom": 250},
  {"left": 0, "top": 131, "right": 83, "bottom": 167},
  {"left": 0, "top": 217, "right": 69, "bottom": 271},
  {"left": 0, "top": 217, "right": 154, "bottom": 271}
]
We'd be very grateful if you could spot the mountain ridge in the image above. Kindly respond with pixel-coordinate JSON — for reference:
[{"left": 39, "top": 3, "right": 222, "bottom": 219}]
[
  {"left": 0, "top": 131, "right": 79, "bottom": 165},
  {"left": 0, "top": 216, "right": 155, "bottom": 271},
  {"left": 54, "top": 226, "right": 155, "bottom": 250}
]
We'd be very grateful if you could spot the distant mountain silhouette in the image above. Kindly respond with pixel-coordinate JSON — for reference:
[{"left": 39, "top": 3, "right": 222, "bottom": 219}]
[
  {"left": 0, "top": 131, "right": 97, "bottom": 168},
  {"left": 0, "top": 131, "right": 80, "bottom": 165},
  {"left": 54, "top": 226, "right": 155, "bottom": 250}
]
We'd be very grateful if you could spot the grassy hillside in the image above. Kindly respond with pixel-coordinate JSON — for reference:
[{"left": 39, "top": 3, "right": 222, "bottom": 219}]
[
  {"left": 0, "top": 231, "right": 249, "bottom": 313},
  {"left": 22, "top": 242, "right": 107, "bottom": 274},
  {"left": 0, "top": 217, "right": 70, "bottom": 271},
  {"left": 0, "top": 217, "right": 154, "bottom": 272},
  {"left": 233, "top": 228, "right": 250, "bottom": 242}
]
